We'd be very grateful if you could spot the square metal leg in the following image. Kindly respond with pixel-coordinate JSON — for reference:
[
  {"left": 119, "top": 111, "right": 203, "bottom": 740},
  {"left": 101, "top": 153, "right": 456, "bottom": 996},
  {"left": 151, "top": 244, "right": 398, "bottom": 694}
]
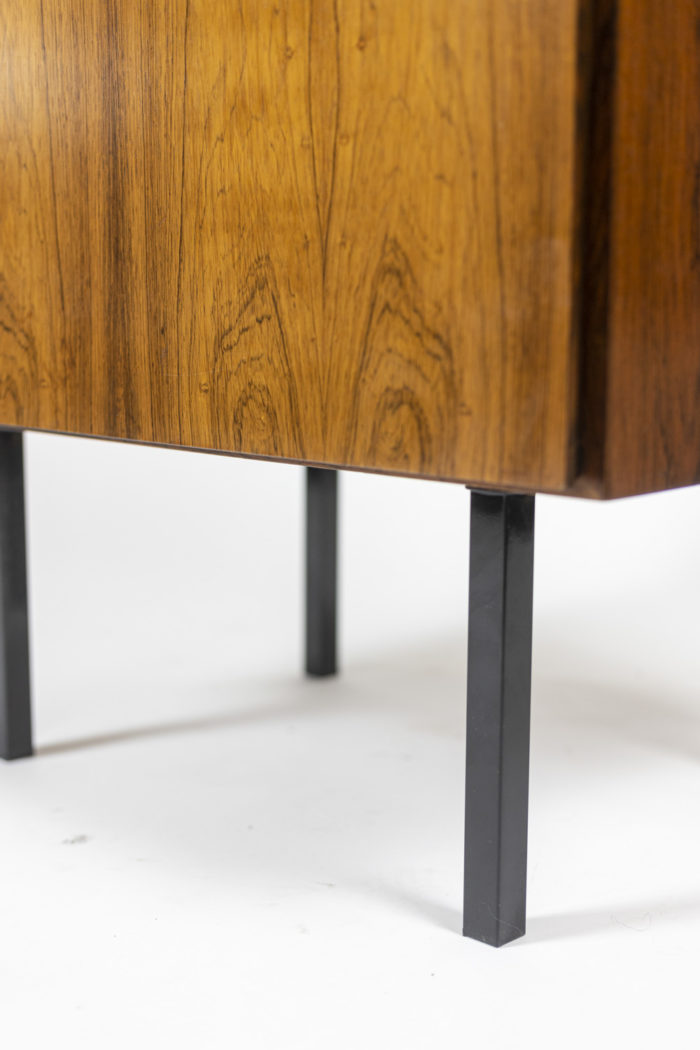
[
  {"left": 463, "top": 490, "right": 535, "bottom": 946},
  {"left": 305, "top": 467, "right": 338, "bottom": 677},
  {"left": 0, "top": 431, "right": 33, "bottom": 760}
]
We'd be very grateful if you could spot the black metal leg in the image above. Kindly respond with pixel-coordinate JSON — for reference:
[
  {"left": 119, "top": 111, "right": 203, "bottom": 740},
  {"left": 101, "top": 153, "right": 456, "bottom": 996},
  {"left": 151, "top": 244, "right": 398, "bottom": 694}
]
[
  {"left": 0, "top": 431, "right": 33, "bottom": 760},
  {"left": 305, "top": 467, "right": 338, "bottom": 677},
  {"left": 463, "top": 490, "right": 535, "bottom": 946}
]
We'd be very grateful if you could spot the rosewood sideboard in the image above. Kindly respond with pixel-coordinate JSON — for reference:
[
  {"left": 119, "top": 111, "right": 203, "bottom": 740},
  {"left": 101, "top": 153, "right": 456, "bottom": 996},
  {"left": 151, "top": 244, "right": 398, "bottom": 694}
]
[{"left": 1, "top": 1, "right": 699, "bottom": 947}]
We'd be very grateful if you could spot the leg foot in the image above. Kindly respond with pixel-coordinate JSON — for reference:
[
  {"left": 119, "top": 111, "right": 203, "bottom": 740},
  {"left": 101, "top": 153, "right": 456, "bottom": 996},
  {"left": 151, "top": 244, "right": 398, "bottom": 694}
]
[
  {"left": 305, "top": 467, "right": 338, "bottom": 677},
  {"left": 463, "top": 490, "right": 535, "bottom": 946},
  {"left": 0, "top": 431, "right": 33, "bottom": 760}
]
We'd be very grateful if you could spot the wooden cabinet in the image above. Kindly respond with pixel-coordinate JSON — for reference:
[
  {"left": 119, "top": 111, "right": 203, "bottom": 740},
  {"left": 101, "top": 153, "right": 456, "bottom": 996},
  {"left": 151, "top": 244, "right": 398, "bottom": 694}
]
[{"left": 2, "top": 1, "right": 697, "bottom": 498}]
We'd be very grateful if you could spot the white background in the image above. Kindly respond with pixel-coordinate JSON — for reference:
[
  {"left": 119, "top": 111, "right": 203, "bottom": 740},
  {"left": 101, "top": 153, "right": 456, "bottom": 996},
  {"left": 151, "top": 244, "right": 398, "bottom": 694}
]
[{"left": 1, "top": 431, "right": 700, "bottom": 1047}]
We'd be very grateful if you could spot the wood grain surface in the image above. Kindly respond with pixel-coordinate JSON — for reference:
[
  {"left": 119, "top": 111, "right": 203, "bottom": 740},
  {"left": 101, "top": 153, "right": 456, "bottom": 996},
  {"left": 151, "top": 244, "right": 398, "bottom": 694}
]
[{"left": 0, "top": 1, "right": 580, "bottom": 492}]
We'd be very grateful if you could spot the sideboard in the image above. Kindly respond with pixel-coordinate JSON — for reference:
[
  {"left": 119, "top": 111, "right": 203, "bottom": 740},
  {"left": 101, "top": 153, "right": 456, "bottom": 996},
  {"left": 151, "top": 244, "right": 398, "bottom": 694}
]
[{"left": 1, "top": 0, "right": 698, "bottom": 946}]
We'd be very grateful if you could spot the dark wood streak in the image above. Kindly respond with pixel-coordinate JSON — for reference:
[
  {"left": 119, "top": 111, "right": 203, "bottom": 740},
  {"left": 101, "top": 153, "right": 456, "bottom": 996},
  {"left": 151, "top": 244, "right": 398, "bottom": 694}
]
[
  {"left": 308, "top": 0, "right": 341, "bottom": 280},
  {"left": 38, "top": 0, "right": 67, "bottom": 429},
  {"left": 104, "top": 0, "right": 130, "bottom": 436},
  {"left": 174, "top": 0, "right": 190, "bottom": 448}
]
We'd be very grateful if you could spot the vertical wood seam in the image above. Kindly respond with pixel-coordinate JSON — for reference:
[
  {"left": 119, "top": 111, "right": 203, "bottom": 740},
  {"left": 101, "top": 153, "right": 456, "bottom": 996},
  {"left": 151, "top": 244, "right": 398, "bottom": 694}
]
[{"left": 573, "top": 0, "right": 619, "bottom": 496}]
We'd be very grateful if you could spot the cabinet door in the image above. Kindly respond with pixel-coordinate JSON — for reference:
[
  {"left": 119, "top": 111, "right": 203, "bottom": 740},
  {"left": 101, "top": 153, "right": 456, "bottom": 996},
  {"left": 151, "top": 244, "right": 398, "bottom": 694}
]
[{"left": 0, "top": 2, "right": 581, "bottom": 492}]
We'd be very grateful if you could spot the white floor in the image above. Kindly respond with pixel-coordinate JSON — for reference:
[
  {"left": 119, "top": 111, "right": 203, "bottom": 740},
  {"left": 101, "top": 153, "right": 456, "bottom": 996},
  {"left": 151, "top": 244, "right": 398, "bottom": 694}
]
[{"left": 1, "top": 434, "right": 700, "bottom": 1048}]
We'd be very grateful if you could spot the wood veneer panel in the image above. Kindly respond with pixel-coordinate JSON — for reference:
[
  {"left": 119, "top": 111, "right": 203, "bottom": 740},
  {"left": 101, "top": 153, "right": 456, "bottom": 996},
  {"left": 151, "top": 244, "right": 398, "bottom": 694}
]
[
  {"left": 0, "top": 2, "right": 580, "bottom": 490},
  {"left": 579, "top": 0, "right": 700, "bottom": 498}
]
